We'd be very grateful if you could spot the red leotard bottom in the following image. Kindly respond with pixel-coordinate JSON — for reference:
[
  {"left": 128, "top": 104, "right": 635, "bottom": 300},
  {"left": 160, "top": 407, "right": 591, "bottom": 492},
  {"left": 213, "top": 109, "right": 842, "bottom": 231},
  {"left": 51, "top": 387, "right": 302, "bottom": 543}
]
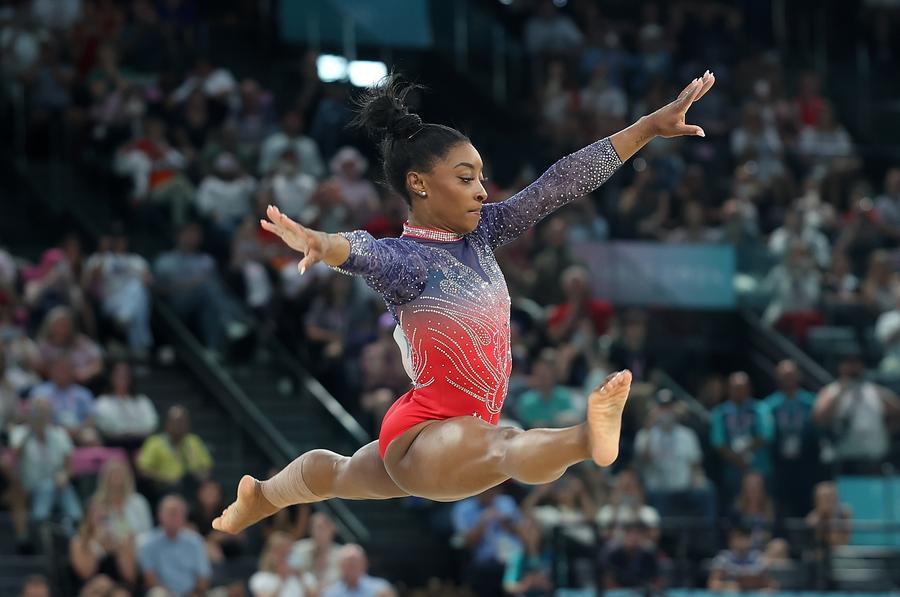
[{"left": 378, "top": 389, "right": 448, "bottom": 458}]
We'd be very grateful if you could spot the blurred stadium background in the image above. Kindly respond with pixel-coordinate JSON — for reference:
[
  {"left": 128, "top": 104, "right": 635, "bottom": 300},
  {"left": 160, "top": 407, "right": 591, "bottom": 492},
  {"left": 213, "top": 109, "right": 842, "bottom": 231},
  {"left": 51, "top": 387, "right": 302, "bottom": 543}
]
[{"left": 1, "top": 0, "right": 900, "bottom": 595}]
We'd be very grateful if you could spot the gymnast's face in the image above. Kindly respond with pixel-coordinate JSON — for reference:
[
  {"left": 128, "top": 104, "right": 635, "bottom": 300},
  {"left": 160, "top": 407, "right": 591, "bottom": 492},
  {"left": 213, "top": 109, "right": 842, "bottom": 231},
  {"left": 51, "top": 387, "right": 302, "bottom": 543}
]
[{"left": 408, "top": 142, "right": 489, "bottom": 234}]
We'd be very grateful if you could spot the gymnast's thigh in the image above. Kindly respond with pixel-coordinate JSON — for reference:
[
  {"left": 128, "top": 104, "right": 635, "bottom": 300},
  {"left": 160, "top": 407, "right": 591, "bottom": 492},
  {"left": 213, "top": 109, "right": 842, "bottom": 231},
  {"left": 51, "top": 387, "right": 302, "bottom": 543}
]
[{"left": 382, "top": 416, "right": 515, "bottom": 502}]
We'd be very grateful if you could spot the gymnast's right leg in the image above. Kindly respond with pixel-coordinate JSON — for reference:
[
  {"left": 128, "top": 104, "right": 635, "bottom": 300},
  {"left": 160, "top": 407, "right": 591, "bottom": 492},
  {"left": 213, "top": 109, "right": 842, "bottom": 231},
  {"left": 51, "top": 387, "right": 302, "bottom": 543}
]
[{"left": 212, "top": 440, "right": 408, "bottom": 534}]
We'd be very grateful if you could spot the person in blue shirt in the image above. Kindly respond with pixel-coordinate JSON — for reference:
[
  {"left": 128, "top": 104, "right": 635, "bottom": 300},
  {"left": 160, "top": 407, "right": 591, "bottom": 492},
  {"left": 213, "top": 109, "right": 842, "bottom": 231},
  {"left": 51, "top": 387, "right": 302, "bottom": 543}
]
[
  {"left": 710, "top": 372, "right": 773, "bottom": 502},
  {"left": 138, "top": 495, "right": 211, "bottom": 596},
  {"left": 453, "top": 485, "right": 522, "bottom": 597},
  {"left": 28, "top": 356, "right": 95, "bottom": 441},
  {"left": 503, "top": 516, "right": 553, "bottom": 597},
  {"left": 763, "top": 359, "right": 819, "bottom": 517}
]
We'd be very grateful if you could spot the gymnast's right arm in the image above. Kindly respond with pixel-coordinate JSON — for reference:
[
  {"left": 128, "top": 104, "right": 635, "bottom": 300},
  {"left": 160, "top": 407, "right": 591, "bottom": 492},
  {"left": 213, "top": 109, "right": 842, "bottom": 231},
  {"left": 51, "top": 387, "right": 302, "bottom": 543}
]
[{"left": 261, "top": 204, "right": 426, "bottom": 304}]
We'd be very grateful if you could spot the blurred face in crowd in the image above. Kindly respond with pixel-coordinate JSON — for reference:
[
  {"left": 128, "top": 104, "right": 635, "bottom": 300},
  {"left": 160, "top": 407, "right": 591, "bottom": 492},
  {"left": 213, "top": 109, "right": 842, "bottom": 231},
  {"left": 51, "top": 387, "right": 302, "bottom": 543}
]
[
  {"left": 111, "top": 362, "right": 132, "bottom": 395},
  {"left": 728, "top": 372, "right": 751, "bottom": 404},
  {"left": 177, "top": 224, "right": 202, "bottom": 253},
  {"left": 29, "top": 398, "right": 53, "bottom": 433},
  {"left": 338, "top": 545, "right": 368, "bottom": 587},
  {"left": 815, "top": 482, "right": 839, "bottom": 514},
  {"left": 47, "top": 310, "right": 75, "bottom": 345},
  {"left": 622, "top": 524, "right": 644, "bottom": 550},
  {"left": 886, "top": 168, "right": 900, "bottom": 197},
  {"left": 165, "top": 406, "right": 190, "bottom": 441},
  {"left": 656, "top": 401, "right": 676, "bottom": 430},
  {"left": 838, "top": 356, "right": 864, "bottom": 381},
  {"left": 684, "top": 201, "right": 705, "bottom": 228},
  {"left": 867, "top": 251, "right": 890, "bottom": 282},
  {"left": 532, "top": 359, "right": 557, "bottom": 394},
  {"left": 311, "top": 513, "right": 336, "bottom": 546},
  {"left": 19, "top": 577, "right": 50, "bottom": 597},
  {"left": 623, "top": 318, "right": 647, "bottom": 349},
  {"left": 729, "top": 529, "right": 752, "bottom": 556},
  {"left": 741, "top": 472, "right": 766, "bottom": 503},
  {"left": 158, "top": 496, "right": 187, "bottom": 536},
  {"left": 49, "top": 357, "right": 75, "bottom": 388},
  {"left": 614, "top": 470, "right": 642, "bottom": 504},
  {"left": 103, "top": 460, "right": 130, "bottom": 501},
  {"left": 282, "top": 111, "right": 302, "bottom": 137},
  {"left": 562, "top": 267, "right": 590, "bottom": 302},
  {"left": 197, "top": 480, "right": 223, "bottom": 510},
  {"left": 775, "top": 360, "right": 799, "bottom": 394},
  {"left": 409, "top": 141, "right": 488, "bottom": 235}
]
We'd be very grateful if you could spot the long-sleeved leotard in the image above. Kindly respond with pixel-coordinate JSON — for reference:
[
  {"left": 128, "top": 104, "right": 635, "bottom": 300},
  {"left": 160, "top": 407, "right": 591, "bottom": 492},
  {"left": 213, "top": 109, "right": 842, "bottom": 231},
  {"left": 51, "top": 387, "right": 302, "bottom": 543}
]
[{"left": 330, "top": 137, "right": 622, "bottom": 457}]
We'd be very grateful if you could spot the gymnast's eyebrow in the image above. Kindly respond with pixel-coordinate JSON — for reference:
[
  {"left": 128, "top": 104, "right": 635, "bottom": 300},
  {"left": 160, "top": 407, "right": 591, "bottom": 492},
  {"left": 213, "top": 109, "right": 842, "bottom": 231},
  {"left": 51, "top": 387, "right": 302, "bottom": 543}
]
[{"left": 454, "top": 162, "right": 482, "bottom": 169}]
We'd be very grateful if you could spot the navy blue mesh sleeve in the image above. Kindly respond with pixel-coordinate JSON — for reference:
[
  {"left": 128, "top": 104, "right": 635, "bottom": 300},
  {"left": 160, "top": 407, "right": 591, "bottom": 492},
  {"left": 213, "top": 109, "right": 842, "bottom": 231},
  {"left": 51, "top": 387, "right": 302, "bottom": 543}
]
[
  {"left": 476, "top": 137, "right": 622, "bottom": 248},
  {"left": 329, "top": 230, "right": 429, "bottom": 305}
]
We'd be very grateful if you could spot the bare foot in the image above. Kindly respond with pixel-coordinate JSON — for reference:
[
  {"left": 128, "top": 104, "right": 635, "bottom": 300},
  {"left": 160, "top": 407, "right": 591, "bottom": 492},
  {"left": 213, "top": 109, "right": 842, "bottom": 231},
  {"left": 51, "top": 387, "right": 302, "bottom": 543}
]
[
  {"left": 587, "top": 370, "right": 632, "bottom": 466},
  {"left": 212, "top": 475, "right": 280, "bottom": 535}
]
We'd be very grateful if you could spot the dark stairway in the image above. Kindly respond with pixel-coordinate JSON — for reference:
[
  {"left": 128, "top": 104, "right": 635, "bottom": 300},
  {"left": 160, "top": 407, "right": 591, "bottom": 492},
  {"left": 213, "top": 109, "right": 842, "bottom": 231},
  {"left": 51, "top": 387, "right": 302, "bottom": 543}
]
[{"left": 228, "top": 362, "right": 456, "bottom": 586}]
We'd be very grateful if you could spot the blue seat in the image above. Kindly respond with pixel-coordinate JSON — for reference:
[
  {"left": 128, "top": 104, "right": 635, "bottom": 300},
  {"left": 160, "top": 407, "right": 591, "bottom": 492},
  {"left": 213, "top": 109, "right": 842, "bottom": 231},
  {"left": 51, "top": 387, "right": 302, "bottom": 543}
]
[{"left": 836, "top": 477, "right": 900, "bottom": 546}]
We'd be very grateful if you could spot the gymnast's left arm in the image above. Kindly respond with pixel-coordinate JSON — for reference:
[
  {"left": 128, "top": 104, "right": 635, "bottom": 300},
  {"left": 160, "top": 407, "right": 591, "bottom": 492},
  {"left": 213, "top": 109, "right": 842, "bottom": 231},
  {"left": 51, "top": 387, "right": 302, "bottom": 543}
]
[{"left": 479, "top": 71, "right": 715, "bottom": 248}]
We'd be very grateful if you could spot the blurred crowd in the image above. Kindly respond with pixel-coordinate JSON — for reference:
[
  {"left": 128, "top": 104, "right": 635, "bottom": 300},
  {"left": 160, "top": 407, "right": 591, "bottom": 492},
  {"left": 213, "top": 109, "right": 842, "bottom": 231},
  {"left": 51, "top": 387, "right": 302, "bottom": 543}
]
[{"left": 2, "top": 0, "right": 900, "bottom": 595}]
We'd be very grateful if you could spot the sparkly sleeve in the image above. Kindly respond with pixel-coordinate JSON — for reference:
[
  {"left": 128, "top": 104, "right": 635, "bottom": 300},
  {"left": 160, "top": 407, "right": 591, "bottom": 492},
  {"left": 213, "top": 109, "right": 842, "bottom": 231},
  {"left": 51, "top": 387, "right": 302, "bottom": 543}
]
[
  {"left": 477, "top": 137, "right": 622, "bottom": 248},
  {"left": 329, "top": 230, "right": 428, "bottom": 305}
]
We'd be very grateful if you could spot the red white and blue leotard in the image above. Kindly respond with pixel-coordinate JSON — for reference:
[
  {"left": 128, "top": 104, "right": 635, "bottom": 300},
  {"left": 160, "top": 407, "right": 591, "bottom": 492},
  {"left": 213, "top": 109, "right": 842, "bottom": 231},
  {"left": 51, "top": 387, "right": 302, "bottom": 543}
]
[{"left": 331, "top": 137, "right": 622, "bottom": 457}]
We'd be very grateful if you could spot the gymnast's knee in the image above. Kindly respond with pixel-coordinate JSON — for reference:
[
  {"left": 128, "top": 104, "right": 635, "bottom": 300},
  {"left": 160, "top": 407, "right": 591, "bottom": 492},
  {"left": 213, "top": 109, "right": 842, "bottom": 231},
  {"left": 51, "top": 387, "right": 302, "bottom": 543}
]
[
  {"left": 487, "top": 426, "right": 524, "bottom": 468},
  {"left": 303, "top": 449, "right": 346, "bottom": 497}
]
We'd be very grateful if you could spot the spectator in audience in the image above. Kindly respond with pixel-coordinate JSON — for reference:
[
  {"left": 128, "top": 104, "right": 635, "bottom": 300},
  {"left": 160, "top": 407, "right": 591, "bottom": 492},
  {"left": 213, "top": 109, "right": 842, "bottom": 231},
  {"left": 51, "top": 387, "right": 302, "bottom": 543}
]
[
  {"left": 604, "top": 522, "right": 662, "bottom": 591},
  {"left": 797, "top": 101, "right": 856, "bottom": 178},
  {"left": 0, "top": 348, "right": 20, "bottom": 431},
  {"left": 259, "top": 110, "right": 325, "bottom": 179},
  {"left": 634, "top": 390, "right": 716, "bottom": 522},
  {"left": 0, "top": 295, "right": 42, "bottom": 393},
  {"left": 28, "top": 356, "right": 96, "bottom": 443},
  {"left": 708, "top": 525, "right": 774, "bottom": 592},
  {"left": 761, "top": 242, "right": 823, "bottom": 340},
  {"left": 322, "top": 543, "right": 395, "bottom": 597},
  {"left": 531, "top": 219, "right": 577, "bottom": 306},
  {"left": 813, "top": 353, "right": 900, "bottom": 475},
  {"left": 189, "top": 479, "right": 245, "bottom": 564},
  {"left": 521, "top": 474, "right": 595, "bottom": 548},
  {"left": 250, "top": 531, "right": 318, "bottom": 597},
  {"left": 710, "top": 372, "right": 773, "bottom": 501},
  {"left": 764, "top": 359, "right": 819, "bottom": 517},
  {"left": 596, "top": 469, "right": 660, "bottom": 543},
  {"left": 874, "top": 167, "right": 900, "bottom": 240},
  {"left": 327, "top": 147, "right": 380, "bottom": 228},
  {"left": 730, "top": 102, "right": 784, "bottom": 183},
  {"left": 453, "top": 485, "right": 522, "bottom": 597},
  {"left": 11, "top": 397, "right": 82, "bottom": 533},
  {"left": 136, "top": 405, "right": 213, "bottom": 499},
  {"left": 139, "top": 494, "right": 211, "bottom": 596},
  {"left": 90, "top": 459, "right": 154, "bottom": 544},
  {"left": 731, "top": 472, "right": 775, "bottom": 549},
  {"left": 196, "top": 152, "right": 258, "bottom": 243},
  {"left": 154, "top": 222, "right": 230, "bottom": 354},
  {"left": 114, "top": 117, "right": 194, "bottom": 226},
  {"left": 861, "top": 250, "right": 900, "bottom": 316},
  {"left": 822, "top": 251, "right": 862, "bottom": 311},
  {"left": 23, "top": 247, "right": 85, "bottom": 334},
  {"left": 805, "top": 481, "right": 852, "bottom": 549},
  {"left": 69, "top": 498, "right": 139, "bottom": 589},
  {"left": 288, "top": 512, "right": 343, "bottom": 589},
  {"left": 264, "top": 148, "right": 319, "bottom": 224},
  {"left": 666, "top": 200, "right": 723, "bottom": 244},
  {"left": 609, "top": 310, "right": 658, "bottom": 385},
  {"left": 876, "top": 292, "right": 900, "bottom": 374},
  {"left": 83, "top": 227, "right": 153, "bottom": 358},
  {"left": 359, "top": 313, "right": 411, "bottom": 433},
  {"left": 545, "top": 265, "right": 613, "bottom": 345},
  {"left": 95, "top": 361, "right": 158, "bottom": 449},
  {"left": 37, "top": 305, "right": 104, "bottom": 385},
  {"left": 502, "top": 517, "right": 553, "bottom": 597},
  {"left": 515, "top": 352, "right": 579, "bottom": 429},
  {"left": 768, "top": 207, "right": 830, "bottom": 269},
  {"left": 18, "top": 575, "right": 51, "bottom": 597},
  {"left": 523, "top": 0, "right": 584, "bottom": 58}
]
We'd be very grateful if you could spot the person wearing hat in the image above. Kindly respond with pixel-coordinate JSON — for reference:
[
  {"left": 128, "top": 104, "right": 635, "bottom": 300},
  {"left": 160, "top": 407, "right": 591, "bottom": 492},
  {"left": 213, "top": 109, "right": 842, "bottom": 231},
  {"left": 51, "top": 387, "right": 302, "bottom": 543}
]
[
  {"left": 196, "top": 152, "right": 258, "bottom": 238},
  {"left": 634, "top": 389, "right": 715, "bottom": 523},
  {"left": 813, "top": 353, "right": 900, "bottom": 475}
]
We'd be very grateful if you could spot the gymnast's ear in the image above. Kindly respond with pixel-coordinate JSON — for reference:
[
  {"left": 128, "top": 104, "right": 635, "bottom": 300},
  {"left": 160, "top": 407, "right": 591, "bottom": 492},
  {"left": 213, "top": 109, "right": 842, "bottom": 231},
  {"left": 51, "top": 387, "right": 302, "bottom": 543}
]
[{"left": 406, "top": 171, "right": 427, "bottom": 198}]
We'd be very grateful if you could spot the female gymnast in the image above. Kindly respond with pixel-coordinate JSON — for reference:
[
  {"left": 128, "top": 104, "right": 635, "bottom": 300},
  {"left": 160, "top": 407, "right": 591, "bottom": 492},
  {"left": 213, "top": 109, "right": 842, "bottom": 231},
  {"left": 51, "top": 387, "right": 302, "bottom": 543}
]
[{"left": 214, "top": 70, "right": 716, "bottom": 534}]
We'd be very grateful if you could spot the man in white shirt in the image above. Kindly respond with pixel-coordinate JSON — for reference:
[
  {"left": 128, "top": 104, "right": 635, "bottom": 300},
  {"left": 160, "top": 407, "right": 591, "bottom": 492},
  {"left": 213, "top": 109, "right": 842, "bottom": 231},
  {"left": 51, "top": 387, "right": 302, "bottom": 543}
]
[
  {"left": 259, "top": 111, "right": 325, "bottom": 179},
  {"left": 876, "top": 294, "right": 900, "bottom": 374},
  {"left": 321, "top": 544, "right": 394, "bottom": 597},
  {"left": 84, "top": 228, "right": 153, "bottom": 356},
  {"left": 634, "top": 390, "right": 716, "bottom": 523}
]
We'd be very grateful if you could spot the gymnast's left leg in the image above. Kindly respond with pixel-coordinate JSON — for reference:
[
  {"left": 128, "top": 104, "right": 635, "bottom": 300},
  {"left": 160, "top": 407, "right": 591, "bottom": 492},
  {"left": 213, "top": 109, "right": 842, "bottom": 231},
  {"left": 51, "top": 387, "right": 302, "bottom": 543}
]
[{"left": 212, "top": 440, "right": 407, "bottom": 534}]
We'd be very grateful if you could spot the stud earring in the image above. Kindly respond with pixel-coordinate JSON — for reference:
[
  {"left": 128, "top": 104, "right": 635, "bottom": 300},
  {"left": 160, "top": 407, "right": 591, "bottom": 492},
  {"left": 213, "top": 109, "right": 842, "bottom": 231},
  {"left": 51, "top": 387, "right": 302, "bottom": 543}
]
[{"left": 419, "top": 191, "right": 427, "bottom": 196}]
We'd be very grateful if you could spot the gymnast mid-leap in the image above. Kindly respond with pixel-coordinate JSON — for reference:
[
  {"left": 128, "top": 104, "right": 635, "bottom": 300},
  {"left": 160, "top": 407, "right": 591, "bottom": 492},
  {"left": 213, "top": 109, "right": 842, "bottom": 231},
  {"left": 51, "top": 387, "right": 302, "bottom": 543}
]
[{"left": 213, "top": 70, "right": 716, "bottom": 534}]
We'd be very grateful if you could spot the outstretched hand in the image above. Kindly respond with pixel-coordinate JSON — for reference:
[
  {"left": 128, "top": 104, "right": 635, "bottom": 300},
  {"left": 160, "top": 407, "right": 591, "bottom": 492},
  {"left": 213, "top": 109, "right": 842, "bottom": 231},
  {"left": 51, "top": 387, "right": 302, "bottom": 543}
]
[
  {"left": 260, "top": 205, "right": 329, "bottom": 274},
  {"left": 647, "top": 70, "right": 715, "bottom": 138}
]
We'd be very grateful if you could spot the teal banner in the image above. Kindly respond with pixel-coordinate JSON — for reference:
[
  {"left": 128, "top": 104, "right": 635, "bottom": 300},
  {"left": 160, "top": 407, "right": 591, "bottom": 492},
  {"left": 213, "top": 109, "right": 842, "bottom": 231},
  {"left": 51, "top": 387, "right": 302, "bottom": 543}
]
[
  {"left": 280, "top": 0, "right": 433, "bottom": 48},
  {"left": 574, "top": 242, "right": 736, "bottom": 310}
]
